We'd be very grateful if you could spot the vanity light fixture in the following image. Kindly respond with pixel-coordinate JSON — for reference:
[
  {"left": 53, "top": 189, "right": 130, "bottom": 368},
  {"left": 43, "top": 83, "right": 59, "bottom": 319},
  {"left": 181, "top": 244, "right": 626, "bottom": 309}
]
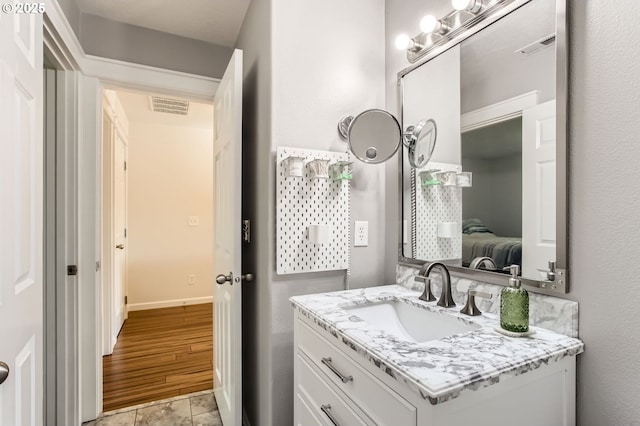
[
  {"left": 395, "top": 34, "right": 421, "bottom": 52},
  {"left": 396, "top": 0, "right": 521, "bottom": 64},
  {"left": 452, "top": 0, "right": 483, "bottom": 13},
  {"left": 419, "top": 15, "right": 449, "bottom": 35}
]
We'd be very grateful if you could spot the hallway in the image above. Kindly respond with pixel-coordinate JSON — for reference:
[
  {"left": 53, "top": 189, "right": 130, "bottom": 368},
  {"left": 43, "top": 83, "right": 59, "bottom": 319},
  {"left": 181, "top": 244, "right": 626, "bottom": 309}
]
[{"left": 103, "top": 303, "right": 213, "bottom": 412}]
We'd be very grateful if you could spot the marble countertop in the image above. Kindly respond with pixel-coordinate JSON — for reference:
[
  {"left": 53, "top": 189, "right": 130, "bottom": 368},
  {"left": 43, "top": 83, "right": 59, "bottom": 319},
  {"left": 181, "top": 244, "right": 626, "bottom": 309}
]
[{"left": 290, "top": 285, "right": 584, "bottom": 405}]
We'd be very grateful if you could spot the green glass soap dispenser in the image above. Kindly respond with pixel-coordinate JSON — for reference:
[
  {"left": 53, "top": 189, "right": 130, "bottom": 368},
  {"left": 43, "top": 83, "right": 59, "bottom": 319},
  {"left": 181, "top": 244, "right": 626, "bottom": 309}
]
[{"left": 500, "top": 265, "right": 529, "bottom": 333}]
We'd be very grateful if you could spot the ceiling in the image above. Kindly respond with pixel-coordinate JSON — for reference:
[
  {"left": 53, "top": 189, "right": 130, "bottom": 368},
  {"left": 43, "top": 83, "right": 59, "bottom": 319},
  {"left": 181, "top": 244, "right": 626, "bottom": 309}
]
[
  {"left": 75, "top": 0, "right": 251, "bottom": 47},
  {"left": 460, "top": 0, "right": 555, "bottom": 94},
  {"left": 115, "top": 89, "right": 213, "bottom": 129}
]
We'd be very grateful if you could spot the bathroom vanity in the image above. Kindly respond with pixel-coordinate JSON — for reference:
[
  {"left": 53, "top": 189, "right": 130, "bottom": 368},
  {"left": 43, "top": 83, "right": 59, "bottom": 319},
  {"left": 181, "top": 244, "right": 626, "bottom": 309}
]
[
  {"left": 290, "top": 0, "right": 582, "bottom": 423},
  {"left": 291, "top": 285, "right": 583, "bottom": 426}
]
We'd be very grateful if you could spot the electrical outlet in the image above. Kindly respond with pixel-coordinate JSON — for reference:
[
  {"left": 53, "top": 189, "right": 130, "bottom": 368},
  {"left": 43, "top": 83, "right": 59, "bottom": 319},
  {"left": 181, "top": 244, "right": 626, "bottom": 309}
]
[
  {"left": 188, "top": 216, "right": 200, "bottom": 226},
  {"left": 354, "top": 221, "right": 368, "bottom": 247},
  {"left": 188, "top": 274, "right": 196, "bottom": 285}
]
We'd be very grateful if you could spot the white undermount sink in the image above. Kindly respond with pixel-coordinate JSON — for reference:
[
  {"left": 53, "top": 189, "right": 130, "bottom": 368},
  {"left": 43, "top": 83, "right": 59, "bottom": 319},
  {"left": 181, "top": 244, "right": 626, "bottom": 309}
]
[{"left": 343, "top": 300, "right": 481, "bottom": 343}]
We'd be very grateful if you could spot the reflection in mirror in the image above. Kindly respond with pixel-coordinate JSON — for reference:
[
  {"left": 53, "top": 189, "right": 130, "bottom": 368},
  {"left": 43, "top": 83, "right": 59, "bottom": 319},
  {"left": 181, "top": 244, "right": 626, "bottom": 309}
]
[
  {"left": 403, "top": 119, "right": 437, "bottom": 169},
  {"left": 399, "top": 0, "right": 567, "bottom": 292},
  {"left": 461, "top": 117, "right": 523, "bottom": 272},
  {"left": 338, "top": 109, "right": 401, "bottom": 164}
]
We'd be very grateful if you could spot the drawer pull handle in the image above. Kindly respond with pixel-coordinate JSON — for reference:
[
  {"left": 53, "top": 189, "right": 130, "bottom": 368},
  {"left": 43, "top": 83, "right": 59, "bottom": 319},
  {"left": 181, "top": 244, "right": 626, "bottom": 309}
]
[
  {"left": 321, "top": 357, "right": 353, "bottom": 383},
  {"left": 321, "top": 404, "right": 340, "bottom": 426}
]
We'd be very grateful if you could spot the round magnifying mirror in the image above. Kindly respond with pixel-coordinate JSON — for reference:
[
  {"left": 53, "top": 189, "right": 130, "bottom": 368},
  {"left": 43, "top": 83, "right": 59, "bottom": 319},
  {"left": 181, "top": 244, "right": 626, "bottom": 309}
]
[
  {"left": 405, "top": 119, "right": 437, "bottom": 169},
  {"left": 345, "top": 109, "right": 401, "bottom": 164}
]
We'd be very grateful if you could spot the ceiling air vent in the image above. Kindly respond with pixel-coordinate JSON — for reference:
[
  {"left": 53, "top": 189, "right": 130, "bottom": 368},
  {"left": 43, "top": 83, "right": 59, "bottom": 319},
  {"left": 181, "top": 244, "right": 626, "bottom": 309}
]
[
  {"left": 514, "top": 33, "right": 556, "bottom": 56},
  {"left": 149, "top": 96, "right": 190, "bottom": 115}
]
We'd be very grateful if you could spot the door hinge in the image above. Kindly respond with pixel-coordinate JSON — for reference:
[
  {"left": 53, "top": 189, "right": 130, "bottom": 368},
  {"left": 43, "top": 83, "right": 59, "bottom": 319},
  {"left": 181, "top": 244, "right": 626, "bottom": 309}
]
[
  {"left": 124, "top": 228, "right": 127, "bottom": 238},
  {"left": 67, "top": 265, "right": 78, "bottom": 276},
  {"left": 124, "top": 161, "right": 127, "bottom": 171},
  {"left": 125, "top": 296, "right": 128, "bottom": 305}
]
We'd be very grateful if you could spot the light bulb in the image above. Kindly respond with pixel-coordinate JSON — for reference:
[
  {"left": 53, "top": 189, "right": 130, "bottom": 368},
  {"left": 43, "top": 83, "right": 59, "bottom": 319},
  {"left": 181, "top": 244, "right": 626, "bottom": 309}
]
[
  {"left": 419, "top": 15, "right": 438, "bottom": 33},
  {"left": 452, "top": 0, "right": 471, "bottom": 10},
  {"left": 452, "top": 0, "right": 482, "bottom": 13},
  {"left": 395, "top": 34, "right": 413, "bottom": 50}
]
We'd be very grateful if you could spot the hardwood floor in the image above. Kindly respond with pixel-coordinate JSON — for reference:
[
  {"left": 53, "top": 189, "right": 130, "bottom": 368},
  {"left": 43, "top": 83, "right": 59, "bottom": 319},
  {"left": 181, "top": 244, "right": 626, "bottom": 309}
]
[{"left": 103, "top": 303, "right": 213, "bottom": 412}]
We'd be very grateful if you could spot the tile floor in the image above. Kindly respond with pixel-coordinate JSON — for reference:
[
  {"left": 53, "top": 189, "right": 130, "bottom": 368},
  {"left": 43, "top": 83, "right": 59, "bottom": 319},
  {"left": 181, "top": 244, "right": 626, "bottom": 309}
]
[{"left": 83, "top": 390, "right": 222, "bottom": 426}]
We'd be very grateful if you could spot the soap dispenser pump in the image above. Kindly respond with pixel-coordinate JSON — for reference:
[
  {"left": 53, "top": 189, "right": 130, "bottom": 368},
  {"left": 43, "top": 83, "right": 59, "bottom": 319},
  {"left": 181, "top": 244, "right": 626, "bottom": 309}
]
[{"left": 500, "top": 265, "right": 529, "bottom": 333}]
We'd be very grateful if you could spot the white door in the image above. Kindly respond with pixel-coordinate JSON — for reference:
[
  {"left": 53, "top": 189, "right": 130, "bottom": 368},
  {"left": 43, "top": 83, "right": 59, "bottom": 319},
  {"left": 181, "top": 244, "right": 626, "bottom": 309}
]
[
  {"left": 213, "top": 49, "right": 243, "bottom": 426},
  {"left": 522, "top": 100, "right": 556, "bottom": 278},
  {"left": 112, "top": 130, "right": 127, "bottom": 346},
  {"left": 0, "top": 9, "right": 44, "bottom": 425}
]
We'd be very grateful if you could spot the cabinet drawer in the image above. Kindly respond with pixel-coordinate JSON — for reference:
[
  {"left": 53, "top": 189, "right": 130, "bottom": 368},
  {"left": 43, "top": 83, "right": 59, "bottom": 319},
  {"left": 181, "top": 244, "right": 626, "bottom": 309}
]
[
  {"left": 298, "top": 319, "right": 417, "bottom": 426},
  {"left": 297, "top": 353, "right": 371, "bottom": 426},
  {"left": 295, "top": 391, "right": 324, "bottom": 426}
]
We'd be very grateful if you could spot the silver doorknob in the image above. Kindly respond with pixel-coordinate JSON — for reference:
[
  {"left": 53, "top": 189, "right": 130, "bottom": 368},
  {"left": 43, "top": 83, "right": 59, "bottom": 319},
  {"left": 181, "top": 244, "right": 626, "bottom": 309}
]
[
  {"left": 116, "top": 244, "right": 124, "bottom": 249},
  {"left": 0, "top": 362, "right": 9, "bottom": 385},
  {"left": 216, "top": 273, "right": 233, "bottom": 285},
  {"left": 242, "top": 273, "right": 254, "bottom": 282}
]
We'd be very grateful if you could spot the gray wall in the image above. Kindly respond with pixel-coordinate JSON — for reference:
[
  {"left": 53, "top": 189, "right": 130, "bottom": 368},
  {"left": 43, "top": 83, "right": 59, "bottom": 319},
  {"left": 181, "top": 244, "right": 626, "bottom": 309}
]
[
  {"left": 237, "top": 0, "right": 386, "bottom": 424},
  {"left": 462, "top": 155, "right": 522, "bottom": 237},
  {"left": 55, "top": 3, "right": 231, "bottom": 78},
  {"left": 387, "top": 1, "right": 640, "bottom": 425},
  {"left": 270, "top": 1, "right": 386, "bottom": 424},
  {"left": 56, "top": 0, "right": 81, "bottom": 36},
  {"left": 235, "top": 0, "right": 273, "bottom": 424},
  {"left": 568, "top": 1, "right": 640, "bottom": 425},
  {"left": 79, "top": 14, "right": 232, "bottom": 78}
]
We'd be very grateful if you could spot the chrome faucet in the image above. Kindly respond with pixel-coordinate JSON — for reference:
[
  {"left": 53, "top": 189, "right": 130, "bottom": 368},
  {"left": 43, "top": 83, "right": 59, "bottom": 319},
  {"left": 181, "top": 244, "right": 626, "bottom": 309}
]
[
  {"left": 469, "top": 256, "right": 497, "bottom": 271},
  {"left": 460, "top": 289, "right": 493, "bottom": 316},
  {"left": 414, "top": 263, "right": 436, "bottom": 302},
  {"left": 415, "top": 262, "right": 456, "bottom": 308}
]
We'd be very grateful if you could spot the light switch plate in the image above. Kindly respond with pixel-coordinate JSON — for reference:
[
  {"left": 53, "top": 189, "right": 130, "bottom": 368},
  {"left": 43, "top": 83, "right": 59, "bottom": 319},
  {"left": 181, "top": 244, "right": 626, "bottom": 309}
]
[{"left": 354, "top": 221, "right": 368, "bottom": 247}]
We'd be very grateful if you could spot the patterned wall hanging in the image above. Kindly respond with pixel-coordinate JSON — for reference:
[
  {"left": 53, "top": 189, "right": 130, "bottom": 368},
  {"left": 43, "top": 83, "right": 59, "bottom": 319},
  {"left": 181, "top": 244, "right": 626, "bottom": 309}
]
[
  {"left": 276, "top": 147, "right": 350, "bottom": 274},
  {"left": 412, "top": 161, "right": 462, "bottom": 261}
]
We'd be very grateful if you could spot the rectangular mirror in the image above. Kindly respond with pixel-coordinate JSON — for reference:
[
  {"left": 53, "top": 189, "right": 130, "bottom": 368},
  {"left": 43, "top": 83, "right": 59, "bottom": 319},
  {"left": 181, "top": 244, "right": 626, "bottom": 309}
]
[{"left": 398, "top": 0, "right": 568, "bottom": 294}]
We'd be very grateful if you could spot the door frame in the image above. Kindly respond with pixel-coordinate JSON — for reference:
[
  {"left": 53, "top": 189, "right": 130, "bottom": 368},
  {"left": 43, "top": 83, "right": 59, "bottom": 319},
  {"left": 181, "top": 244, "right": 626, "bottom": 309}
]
[
  {"left": 101, "top": 90, "right": 130, "bottom": 356},
  {"left": 460, "top": 91, "right": 540, "bottom": 132},
  {"left": 43, "top": 14, "right": 82, "bottom": 426},
  {"left": 42, "top": 0, "right": 221, "bottom": 421}
]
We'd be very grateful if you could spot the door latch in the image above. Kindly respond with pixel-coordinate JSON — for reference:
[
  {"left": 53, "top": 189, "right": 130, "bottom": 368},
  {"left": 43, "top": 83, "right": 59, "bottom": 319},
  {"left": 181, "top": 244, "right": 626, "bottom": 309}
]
[
  {"left": 242, "top": 220, "right": 251, "bottom": 243},
  {"left": 216, "top": 272, "right": 233, "bottom": 285},
  {"left": 67, "top": 265, "right": 78, "bottom": 276}
]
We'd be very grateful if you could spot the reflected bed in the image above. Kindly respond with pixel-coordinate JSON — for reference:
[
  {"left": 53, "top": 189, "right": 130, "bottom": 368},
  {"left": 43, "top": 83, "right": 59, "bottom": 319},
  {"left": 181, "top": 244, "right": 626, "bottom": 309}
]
[{"left": 461, "top": 219, "right": 522, "bottom": 270}]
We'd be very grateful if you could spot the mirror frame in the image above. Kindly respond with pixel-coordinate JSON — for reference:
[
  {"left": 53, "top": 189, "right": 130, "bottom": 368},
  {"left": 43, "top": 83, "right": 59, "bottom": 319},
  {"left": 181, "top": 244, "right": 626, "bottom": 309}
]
[{"left": 397, "top": 0, "right": 569, "bottom": 295}]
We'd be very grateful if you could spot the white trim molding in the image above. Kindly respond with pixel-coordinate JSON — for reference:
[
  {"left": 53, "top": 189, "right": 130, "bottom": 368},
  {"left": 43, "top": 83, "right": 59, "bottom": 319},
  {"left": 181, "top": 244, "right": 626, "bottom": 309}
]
[
  {"left": 128, "top": 296, "right": 214, "bottom": 312},
  {"left": 43, "top": 0, "right": 219, "bottom": 101},
  {"left": 461, "top": 91, "right": 539, "bottom": 132},
  {"left": 86, "top": 55, "right": 219, "bottom": 102}
]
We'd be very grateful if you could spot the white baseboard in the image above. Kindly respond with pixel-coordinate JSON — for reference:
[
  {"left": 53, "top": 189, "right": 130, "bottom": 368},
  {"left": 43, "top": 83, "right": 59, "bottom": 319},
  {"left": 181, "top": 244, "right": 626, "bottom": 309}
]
[{"left": 127, "top": 296, "right": 213, "bottom": 312}]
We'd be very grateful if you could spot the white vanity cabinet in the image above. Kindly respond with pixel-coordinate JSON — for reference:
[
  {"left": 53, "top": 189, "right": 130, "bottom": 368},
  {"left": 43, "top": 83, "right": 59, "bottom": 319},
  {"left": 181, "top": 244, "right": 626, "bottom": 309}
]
[{"left": 294, "top": 311, "right": 577, "bottom": 426}]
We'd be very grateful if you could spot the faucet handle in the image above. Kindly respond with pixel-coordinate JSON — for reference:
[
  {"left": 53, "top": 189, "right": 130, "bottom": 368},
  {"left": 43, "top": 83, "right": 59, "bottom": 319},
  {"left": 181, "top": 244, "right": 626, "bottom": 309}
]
[
  {"left": 460, "top": 289, "right": 493, "bottom": 316},
  {"left": 414, "top": 275, "right": 428, "bottom": 283},
  {"left": 417, "top": 276, "right": 436, "bottom": 302}
]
